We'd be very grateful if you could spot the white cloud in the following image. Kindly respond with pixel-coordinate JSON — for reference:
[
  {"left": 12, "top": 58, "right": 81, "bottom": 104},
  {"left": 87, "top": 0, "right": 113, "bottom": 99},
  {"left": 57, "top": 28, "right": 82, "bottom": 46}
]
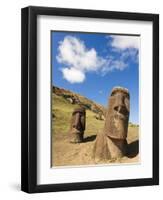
[
  {"left": 103, "top": 35, "right": 139, "bottom": 73},
  {"left": 110, "top": 35, "right": 139, "bottom": 49},
  {"left": 101, "top": 59, "right": 127, "bottom": 75},
  {"left": 61, "top": 68, "right": 85, "bottom": 83},
  {"left": 57, "top": 36, "right": 105, "bottom": 82},
  {"left": 57, "top": 36, "right": 106, "bottom": 83},
  {"left": 56, "top": 35, "right": 139, "bottom": 83},
  {"left": 120, "top": 48, "right": 139, "bottom": 63}
]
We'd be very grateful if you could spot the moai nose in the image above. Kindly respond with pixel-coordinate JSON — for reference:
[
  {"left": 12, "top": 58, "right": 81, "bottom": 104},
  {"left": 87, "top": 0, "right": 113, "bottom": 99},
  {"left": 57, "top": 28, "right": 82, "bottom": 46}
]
[
  {"left": 114, "top": 105, "right": 126, "bottom": 114},
  {"left": 117, "top": 105, "right": 123, "bottom": 113},
  {"left": 114, "top": 94, "right": 125, "bottom": 109}
]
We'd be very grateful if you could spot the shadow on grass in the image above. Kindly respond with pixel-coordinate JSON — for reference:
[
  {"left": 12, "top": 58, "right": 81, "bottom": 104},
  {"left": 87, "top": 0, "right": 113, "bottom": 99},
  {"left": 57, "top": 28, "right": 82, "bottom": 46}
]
[
  {"left": 83, "top": 135, "right": 96, "bottom": 143},
  {"left": 126, "top": 140, "right": 139, "bottom": 158}
]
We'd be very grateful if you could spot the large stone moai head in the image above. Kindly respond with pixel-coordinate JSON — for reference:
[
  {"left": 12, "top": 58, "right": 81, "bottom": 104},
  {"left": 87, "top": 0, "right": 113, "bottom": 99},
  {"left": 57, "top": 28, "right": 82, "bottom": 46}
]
[
  {"left": 104, "top": 87, "right": 130, "bottom": 140},
  {"left": 93, "top": 87, "right": 130, "bottom": 162},
  {"left": 69, "top": 107, "right": 86, "bottom": 143}
]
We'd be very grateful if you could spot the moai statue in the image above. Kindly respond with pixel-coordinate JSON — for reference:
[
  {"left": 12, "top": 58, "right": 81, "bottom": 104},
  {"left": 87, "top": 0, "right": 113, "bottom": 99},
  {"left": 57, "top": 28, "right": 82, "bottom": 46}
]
[
  {"left": 93, "top": 87, "right": 130, "bottom": 162},
  {"left": 95, "top": 112, "right": 103, "bottom": 120},
  {"left": 69, "top": 107, "right": 86, "bottom": 143}
]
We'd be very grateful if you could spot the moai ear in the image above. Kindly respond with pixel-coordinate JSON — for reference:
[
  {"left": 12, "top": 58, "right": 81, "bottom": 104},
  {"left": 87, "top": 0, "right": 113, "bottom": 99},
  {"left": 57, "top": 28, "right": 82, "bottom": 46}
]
[
  {"left": 125, "top": 97, "right": 130, "bottom": 113},
  {"left": 80, "top": 114, "right": 86, "bottom": 130}
]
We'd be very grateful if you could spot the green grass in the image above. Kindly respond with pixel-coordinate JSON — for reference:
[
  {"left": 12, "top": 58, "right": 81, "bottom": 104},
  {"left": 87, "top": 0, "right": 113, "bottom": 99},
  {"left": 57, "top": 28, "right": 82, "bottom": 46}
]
[
  {"left": 129, "top": 122, "right": 139, "bottom": 127},
  {"left": 52, "top": 93, "right": 104, "bottom": 136}
]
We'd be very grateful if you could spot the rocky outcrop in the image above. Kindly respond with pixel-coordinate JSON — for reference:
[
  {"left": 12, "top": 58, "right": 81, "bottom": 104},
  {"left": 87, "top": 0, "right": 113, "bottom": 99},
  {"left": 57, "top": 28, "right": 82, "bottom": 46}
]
[{"left": 53, "top": 86, "right": 106, "bottom": 115}]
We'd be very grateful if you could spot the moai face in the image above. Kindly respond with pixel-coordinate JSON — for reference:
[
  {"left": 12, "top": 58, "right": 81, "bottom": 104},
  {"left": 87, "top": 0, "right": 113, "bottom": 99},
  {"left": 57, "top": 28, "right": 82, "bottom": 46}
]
[
  {"left": 71, "top": 107, "right": 86, "bottom": 131},
  {"left": 104, "top": 87, "right": 130, "bottom": 139},
  {"left": 70, "top": 107, "right": 86, "bottom": 143}
]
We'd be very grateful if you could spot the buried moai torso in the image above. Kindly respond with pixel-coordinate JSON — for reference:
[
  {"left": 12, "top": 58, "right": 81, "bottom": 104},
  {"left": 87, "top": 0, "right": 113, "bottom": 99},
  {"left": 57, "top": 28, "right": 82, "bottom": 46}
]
[
  {"left": 93, "top": 87, "right": 130, "bottom": 161},
  {"left": 69, "top": 107, "right": 86, "bottom": 143},
  {"left": 104, "top": 87, "right": 130, "bottom": 140}
]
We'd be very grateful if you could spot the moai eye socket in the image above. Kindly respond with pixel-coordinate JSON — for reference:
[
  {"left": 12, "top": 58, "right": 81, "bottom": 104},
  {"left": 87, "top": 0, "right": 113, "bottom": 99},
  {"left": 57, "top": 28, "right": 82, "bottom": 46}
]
[{"left": 111, "top": 91, "right": 116, "bottom": 96}]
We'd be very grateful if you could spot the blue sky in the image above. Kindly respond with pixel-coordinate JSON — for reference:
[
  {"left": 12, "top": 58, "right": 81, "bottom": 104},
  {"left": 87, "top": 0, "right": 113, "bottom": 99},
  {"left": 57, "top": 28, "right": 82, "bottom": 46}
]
[{"left": 51, "top": 31, "right": 139, "bottom": 124}]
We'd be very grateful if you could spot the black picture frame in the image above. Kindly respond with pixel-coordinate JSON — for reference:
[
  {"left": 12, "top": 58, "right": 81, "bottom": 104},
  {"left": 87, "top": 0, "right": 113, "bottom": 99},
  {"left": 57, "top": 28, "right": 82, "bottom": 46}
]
[{"left": 21, "top": 6, "right": 159, "bottom": 193}]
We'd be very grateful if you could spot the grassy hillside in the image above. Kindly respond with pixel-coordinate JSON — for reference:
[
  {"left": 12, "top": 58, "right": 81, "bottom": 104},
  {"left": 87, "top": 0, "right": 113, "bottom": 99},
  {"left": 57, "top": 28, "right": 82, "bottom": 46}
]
[
  {"left": 52, "top": 93, "right": 104, "bottom": 136},
  {"left": 52, "top": 86, "right": 138, "bottom": 136}
]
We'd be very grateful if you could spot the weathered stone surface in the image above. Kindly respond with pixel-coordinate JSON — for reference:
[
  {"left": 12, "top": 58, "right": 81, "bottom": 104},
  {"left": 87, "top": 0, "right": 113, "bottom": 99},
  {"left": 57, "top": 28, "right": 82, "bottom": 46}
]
[
  {"left": 93, "top": 132, "right": 110, "bottom": 162},
  {"left": 93, "top": 87, "right": 130, "bottom": 161},
  {"left": 69, "top": 107, "right": 86, "bottom": 143}
]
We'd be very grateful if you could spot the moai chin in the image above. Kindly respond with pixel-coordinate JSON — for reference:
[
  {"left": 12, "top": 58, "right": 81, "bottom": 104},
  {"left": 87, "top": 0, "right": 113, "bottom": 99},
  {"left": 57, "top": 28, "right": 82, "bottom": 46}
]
[
  {"left": 69, "top": 107, "right": 86, "bottom": 143},
  {"left": 93, "top": 87, "right": 130, "bottom": 162}
]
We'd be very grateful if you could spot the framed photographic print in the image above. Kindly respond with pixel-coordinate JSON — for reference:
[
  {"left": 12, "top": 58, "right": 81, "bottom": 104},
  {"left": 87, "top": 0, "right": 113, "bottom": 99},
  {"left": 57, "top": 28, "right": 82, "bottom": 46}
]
[{"left": 21, "top": 6, "right": 159, "bottom": 193}]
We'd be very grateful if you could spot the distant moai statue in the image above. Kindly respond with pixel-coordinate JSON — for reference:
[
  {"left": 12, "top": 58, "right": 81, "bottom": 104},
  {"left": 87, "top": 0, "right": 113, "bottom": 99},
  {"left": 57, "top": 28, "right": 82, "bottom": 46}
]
[
  {"left": 95, "top": 112, "right": 103, "bottom": 120},
  {"left": 93, "top": 87, "right": 130, "bottom": 162},
  {"left": 69, "top": 107, "right": 86, "bottom": 143}
]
